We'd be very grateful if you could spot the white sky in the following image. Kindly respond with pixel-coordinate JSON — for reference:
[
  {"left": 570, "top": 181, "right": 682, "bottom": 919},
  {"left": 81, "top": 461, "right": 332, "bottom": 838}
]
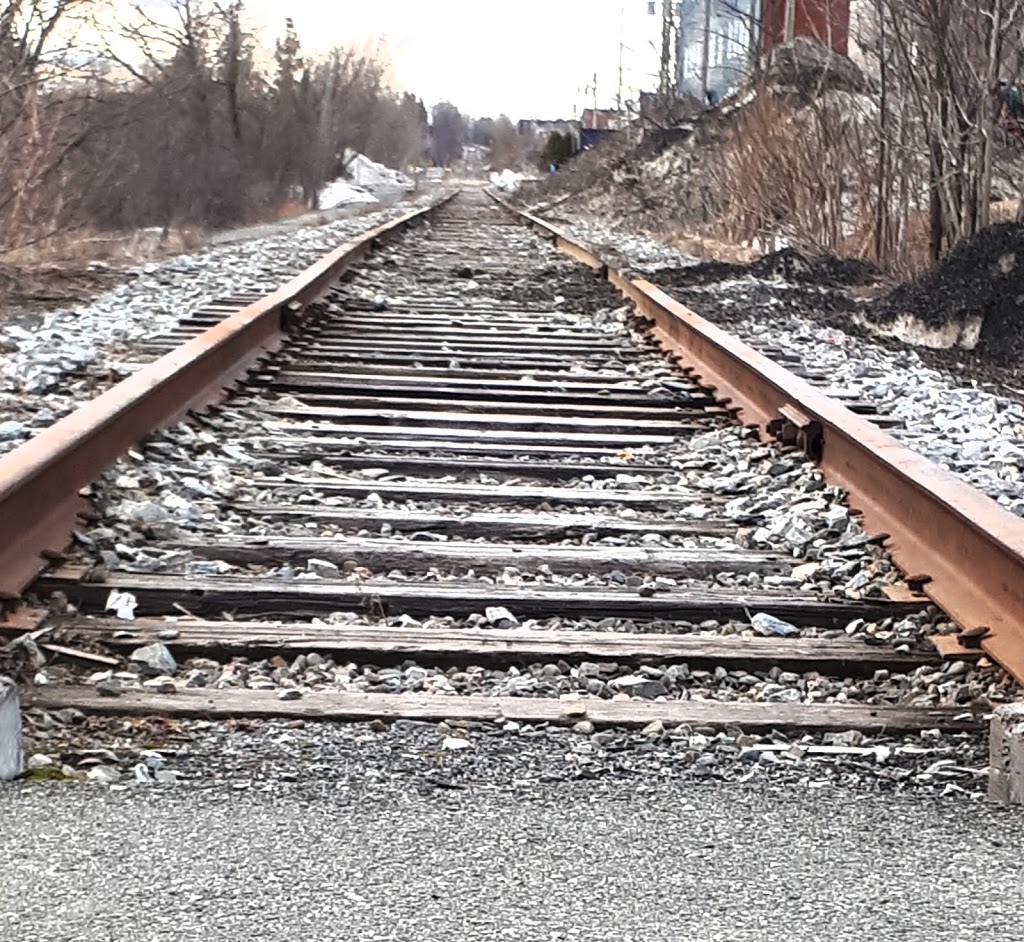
[{"left": 241, "top": 1, "right": 666, "bottom": 119}]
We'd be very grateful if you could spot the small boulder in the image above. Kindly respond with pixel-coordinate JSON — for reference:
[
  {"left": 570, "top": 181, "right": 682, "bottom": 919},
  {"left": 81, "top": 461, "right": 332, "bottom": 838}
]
[{"left": 129, "top": 642, "right": 177, "bottom": 677}]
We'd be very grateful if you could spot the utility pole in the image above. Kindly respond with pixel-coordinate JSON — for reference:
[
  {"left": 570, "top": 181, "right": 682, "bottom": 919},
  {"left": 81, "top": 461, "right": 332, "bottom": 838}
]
[
  {"left": 748, "top": 0, "right": 763, "bottom": 71},
  {"left": 700, "top": 0, "right": 713, "bottom": 101},
  {"left": 784, "top": 0, "right": 796, "bottom": 42},
  {"left": 675, "top": 1, "right": 686, "bottom": 95},
  {"left": 617, "top": 2, "right": 625, "bottom": 110},
  {"left": 659, "top": 0, "right": 674, "bottom": 100}
]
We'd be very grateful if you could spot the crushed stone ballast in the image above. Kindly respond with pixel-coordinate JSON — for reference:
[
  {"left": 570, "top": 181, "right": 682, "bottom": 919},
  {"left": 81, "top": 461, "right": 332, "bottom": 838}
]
[{"left": 0, "top": 188, "right": 1017, "bottom": 797}]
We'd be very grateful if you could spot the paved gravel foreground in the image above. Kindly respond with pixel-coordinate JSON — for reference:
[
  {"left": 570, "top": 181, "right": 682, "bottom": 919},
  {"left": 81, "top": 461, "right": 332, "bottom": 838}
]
[{"left": 1, "top": 782, "right": 1021, "bottom": 942}]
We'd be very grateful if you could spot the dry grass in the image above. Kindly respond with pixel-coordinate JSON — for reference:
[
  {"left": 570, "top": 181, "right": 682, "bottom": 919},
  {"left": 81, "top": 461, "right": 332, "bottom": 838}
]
[
  {"left": 665, "top": 228, "right": 761, "bottom": 264},
  {"left": 0, "top": 224, "right": 211, "bottom": 317},
  {"left": 0, "top": 262, "right": 124, "bottom": 315},
  {"left": 2, "top": 225, "right": 207, "bottom": 268},
  {"left": 991, "top": 198, "right": 1022, "bottom": 222}
]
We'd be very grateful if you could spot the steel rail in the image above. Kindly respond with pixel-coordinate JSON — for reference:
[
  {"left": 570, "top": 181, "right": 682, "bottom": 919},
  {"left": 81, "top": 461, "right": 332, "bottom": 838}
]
[
  {"left": 0, "top": 194, "right": 457, "bottom": 600},
  {"left": 502, "top": 196, "right": 1024, "bottom": 685}
]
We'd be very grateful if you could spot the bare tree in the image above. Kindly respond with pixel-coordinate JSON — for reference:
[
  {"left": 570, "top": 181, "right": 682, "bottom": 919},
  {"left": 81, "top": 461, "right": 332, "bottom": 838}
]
[
  {"left": 883, "top": 0, "right": 1024, "bottom": 260},
  {"left": 488, "top": 115, "right": 524, "bottom": 170},
  {"left": 0, "top": 0, "right": 97, "bottom": 255},
  {"left": 431, "top": 101, "right": 464, "bottom": 167},
  {"left": 0, "top": 3, "right": 432, "bottom": 250}
]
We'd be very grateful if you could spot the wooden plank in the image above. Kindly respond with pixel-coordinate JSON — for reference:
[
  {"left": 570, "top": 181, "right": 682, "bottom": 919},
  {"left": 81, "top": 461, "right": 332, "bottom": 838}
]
[
  {"left": 166, "top": 535, "right": 783, "bottom": 577},
  {"left": 313, "top": 325, "right": 609, "bottom": 341},
  {"left": 248, "top": 394, "right": 703, "bottom": 420},
  {"left": 247, "top": 452, "right": 675, "bottom": 483},
  {"left": 262, "top": 420, "right": 682, "bottom": 445},
  {"left": 222, "top": 505, "right": 734, "bottom": 538},
  {"left": 271, "top": 367, "right": 656, "bottom": 389},
  {"left": 40, "top": 643, "right": 119, "bottom": 667},
  {"left": 38, "top": 568, "right": 925, "bottom": 627},
  {"left": 27, "top": 686, "right": 982, "bottom": 732},
  {"left": 330, "top": 311, "right": 584, "bottom": 325},
  {"left": 288, "top": 350, "right": 628, "bottom": 369},
  {"left": 269, "top": 368, "right": 663, "bottom": 394},
  {"left": 265, "top": 382, "right": 690, "bottom": 408},
  {"left": 303, "top": 337, "right": 627, "bottom": 353},
  {"left": 334, "top": 302, "right": 556, "bottom": 316},
  {"left": 260, "top": 405, "right": 686, "bottom": 434},
  {"left": 235, "top": 346, "right": 623, "bottom": 371},
  {"left": 70, "top": 618, "right": 940, "bottom": 674},
  {"left": 231, "top": 478, "right": 717, "bottom": 507},
  {"left": 299, "top": 344, "right": 636, "bottom": 361},
  {"left": 244, "top": 436, "right": 680, "bottom": 459}
]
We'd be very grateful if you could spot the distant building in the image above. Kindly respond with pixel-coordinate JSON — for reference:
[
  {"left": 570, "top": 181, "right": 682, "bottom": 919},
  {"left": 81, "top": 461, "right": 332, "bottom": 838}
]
[
  {"left": 674, "top": 0, "right": 853, "bottom": 98},
  {"left": 676, "top": 0, "right": 759, "bottom": 99},
  {"left": 517, "top": 119, "right": 580, "bottom": 152},
  {"left": 761, "top": 0, "right": 852, "bottom": 56},
  {"left": 580, "top": 108, "right": 628, "bottom": 131}
]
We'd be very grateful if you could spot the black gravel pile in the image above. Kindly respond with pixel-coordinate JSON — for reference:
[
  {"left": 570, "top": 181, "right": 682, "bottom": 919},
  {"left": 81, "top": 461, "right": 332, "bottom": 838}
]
[
  {"left": 654, "top": 248, "right": 882, "bottom": 291},
  {"left": 875, "top": 222, "right": 1024, "bottom": 367},
  {"left": 648, "top": 251, "right": 874, "bottom": 333}
]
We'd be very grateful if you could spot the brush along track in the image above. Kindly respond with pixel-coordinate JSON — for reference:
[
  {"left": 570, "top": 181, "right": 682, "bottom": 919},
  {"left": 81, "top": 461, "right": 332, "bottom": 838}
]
[{"left": 8, "top": 190, "right": 1013, "bottom": 767}]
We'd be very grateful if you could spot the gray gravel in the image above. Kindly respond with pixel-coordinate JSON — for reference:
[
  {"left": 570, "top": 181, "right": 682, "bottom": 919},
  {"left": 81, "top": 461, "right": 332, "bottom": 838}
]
[
  {"left": 24, "top": 194, "right": 1016, "bottom": 788},
  {"left": 18, "top": 712, "right": 994, "bottom": 798},
  {"left": 556, "top": 216, "right": 1024, "bottom": 518},
  {"left": 1, "top": 780, "right": 1022, "bottom": 941},
  {"left": 0, "top": 190, "right": 446, "bottom": 455}
]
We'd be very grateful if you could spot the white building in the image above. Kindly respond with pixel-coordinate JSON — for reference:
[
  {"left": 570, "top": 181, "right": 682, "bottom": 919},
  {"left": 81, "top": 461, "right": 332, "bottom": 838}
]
[{"left": 677, "top": 0, "right": 759, "bottom": 98}]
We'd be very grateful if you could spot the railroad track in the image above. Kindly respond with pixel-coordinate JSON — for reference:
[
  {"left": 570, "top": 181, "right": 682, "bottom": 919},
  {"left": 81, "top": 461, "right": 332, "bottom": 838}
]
[{"left": 1, "top": 186, "right": 1021, "bottom": 761}]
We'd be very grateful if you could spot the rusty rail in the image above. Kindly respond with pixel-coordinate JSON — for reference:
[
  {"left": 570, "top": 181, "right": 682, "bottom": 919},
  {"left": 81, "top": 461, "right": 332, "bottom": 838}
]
[
  {"left": 503, "top": 196, "right": 1024, "bottom": 685},
  {"left": 0, "top": 194, "right": 456, "bottom": 600}
]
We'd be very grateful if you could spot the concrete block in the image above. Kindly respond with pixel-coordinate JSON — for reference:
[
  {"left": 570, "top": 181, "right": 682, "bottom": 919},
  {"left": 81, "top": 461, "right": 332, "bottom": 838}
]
[
  {"left": 989, "top": 702, "right": 1024, "bottom": 805},
  {"left": 0, "top": 677, "right": 23, "bottom": 781}
]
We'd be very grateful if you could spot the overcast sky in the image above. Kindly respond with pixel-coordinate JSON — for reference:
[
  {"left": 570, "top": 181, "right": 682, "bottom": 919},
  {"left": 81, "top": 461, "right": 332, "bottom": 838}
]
[{"left": 239, "top": 1, "right": 665, "bottom": 119}]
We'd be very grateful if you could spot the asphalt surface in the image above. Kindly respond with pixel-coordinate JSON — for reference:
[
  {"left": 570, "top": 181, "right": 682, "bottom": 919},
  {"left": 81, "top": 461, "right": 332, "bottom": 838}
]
[{"left": 2, "top": 780, "right": 1022, "bottom": 942}]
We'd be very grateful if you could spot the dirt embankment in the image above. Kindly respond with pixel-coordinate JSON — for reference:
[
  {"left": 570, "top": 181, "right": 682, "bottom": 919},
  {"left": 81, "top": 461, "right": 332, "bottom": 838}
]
[
  {"left": 644, "top": 230, "right": 1024, "bottom": 374},
  {"left": 525, "top": 34, "right": 1024, "bottom": 376},
  {"left": 871, "top": 223, "right": 1024, "bottom": 367}
]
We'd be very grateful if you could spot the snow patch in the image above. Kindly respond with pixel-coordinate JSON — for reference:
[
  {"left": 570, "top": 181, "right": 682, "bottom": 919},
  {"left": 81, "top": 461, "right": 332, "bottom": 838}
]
[
  {"left": 319, "top": 150, "right": 415, "bottom": 210},
  {"left": 317, "top": 180, "right": 379, "bottom": 210},
  {"left": 489, "top": 169, "right": 524, "bottom": 192},
  {"left": 343, "top": 149, "right": 414, "bottom": 192}
]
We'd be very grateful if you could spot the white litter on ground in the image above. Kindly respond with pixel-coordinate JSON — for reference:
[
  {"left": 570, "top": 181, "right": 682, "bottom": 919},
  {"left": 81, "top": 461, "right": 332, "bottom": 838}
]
[{"left": 104, "top": 589, "right": 138, "bottom": 621}]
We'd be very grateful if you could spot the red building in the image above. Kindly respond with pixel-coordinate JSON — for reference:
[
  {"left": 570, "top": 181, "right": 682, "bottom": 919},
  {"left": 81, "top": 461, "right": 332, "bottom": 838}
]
[
  {"left": 580, "top": 108, "right": 626, "bottom": 131},
  {"left": 761, "top": 0, "right": 851, "bottom": 56}
]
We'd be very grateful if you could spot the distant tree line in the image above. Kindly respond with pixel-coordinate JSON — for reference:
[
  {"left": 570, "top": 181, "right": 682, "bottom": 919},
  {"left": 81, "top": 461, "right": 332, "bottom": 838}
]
[
  {"left": 0, "top": 0, "right": 431, "bottom": 253},
  {"left": 433, "top": 106, "right": 527, "bottom": 171}
]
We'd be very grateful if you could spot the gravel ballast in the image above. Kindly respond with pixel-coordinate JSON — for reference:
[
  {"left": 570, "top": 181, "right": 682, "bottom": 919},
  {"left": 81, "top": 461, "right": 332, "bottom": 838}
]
[
  {"left": 0, "top": 193, "right": 444, "bottom": 455},
  {"left": 17, "top": 195, "right": 1016, "bottom": 799},
  {"left": 557, "top": 217, "right": 1024, "bottom": 518},
  {"left": 1, "top": 780, "right": 1022, "bottom": 942}
]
